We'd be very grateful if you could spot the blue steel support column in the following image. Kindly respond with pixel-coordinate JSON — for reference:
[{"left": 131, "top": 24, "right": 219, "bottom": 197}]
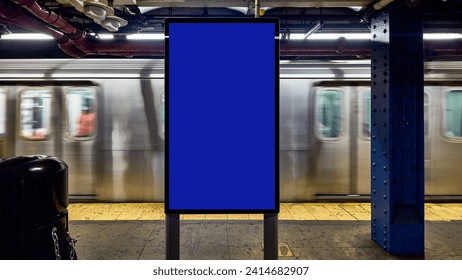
[{"left": 370, "top": 2, "right": 424, "bottom": 256}]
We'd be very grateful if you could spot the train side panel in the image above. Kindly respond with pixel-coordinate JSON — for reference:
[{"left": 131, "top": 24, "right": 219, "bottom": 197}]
[
  {"left": 279, "top": 79, "right": 314, "bottom": 201},
  {"left": 2, "top": 59, "right": 462, "bottom": 201}
]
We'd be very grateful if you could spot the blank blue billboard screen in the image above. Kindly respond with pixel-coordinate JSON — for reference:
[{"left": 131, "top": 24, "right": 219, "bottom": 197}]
[{"left": 166, "top": 19, "right": 279, "bottom": 213}]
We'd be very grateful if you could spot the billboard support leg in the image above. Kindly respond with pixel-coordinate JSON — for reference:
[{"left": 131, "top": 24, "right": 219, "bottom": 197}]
[
  {"left": 166, "top": 214, "right": 180, "bottom": 260},
  {"left": 264, "top": 213, "right": 278, "bottom": 260}
]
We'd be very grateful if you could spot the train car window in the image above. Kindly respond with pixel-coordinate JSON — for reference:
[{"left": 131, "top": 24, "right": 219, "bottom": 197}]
[
  {"left": 316, "top": 89, "right": 342, "bottom": 139},
  {"left": 424, "top": 92, "right": 429, "bottom": 136},
  {"left": 160, "top": 92, "right": 165, "bottom": 139},
  {"left": 0, "top": 90, "right": 6, "bottom": 136},
  {"left": 20, "top": 89, "right": 52, "bottom": 140},
  {"left": 362, "top": 89, "right": 371, "bottom": 138},
  {"left": 445, "top": 90, "right": 462, "bottom": 138},
  {"left": 66, "top": 88, "right": 97, "bottom": 140}
]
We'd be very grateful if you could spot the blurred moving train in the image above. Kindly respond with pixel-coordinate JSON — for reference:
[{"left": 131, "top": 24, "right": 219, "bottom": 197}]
[{"left": 1, "top": 59, "right": 462, "bottom": 202}]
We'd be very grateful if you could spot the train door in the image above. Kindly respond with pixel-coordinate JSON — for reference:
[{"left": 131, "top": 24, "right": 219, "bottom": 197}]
[
  {"left": 11, "top": 84, "right": 99, "bottom": 200},
  {"left": 310, "top": 83, "right": 351, "bottom": 195},
  {"left": 311, "top": 81, "right": 372, "bottom": 197},
  {"left": 0, "top": 88, "right": 6, "bottom": 157},
  {"left": 357, "top": 86, "right": 371, "bottom": 195},
  {"left": 354, "top": 85, "right": 431, "bottom": 196},
  {"left": 61, "top": 86, "right": 99, "bottom": 200},
  {"left": 428, "top": 85, "right": 462, "bottom": 195},
  {"left": 423, "top": 89, "right": 432, "bottom": 194}
]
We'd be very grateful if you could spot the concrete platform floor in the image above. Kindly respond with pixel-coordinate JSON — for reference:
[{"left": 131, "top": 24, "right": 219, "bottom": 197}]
[{"left": 67, "top": 203, "right": 462, "bottom": 260}]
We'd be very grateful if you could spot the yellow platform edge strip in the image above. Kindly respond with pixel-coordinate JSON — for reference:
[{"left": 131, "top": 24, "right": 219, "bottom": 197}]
[{"left": 67, "top": 203, "right": 461, "bottom": 221}]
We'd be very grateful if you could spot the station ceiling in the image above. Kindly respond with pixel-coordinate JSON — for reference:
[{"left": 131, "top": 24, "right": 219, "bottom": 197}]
[{"left": 0, "top": 0, "right": 461, "bottom": 59}]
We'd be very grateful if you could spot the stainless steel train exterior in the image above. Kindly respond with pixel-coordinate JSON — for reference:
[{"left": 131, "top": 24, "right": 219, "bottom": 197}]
[{"left": 1, "top": 59, "right": 462, "bottom": 202}]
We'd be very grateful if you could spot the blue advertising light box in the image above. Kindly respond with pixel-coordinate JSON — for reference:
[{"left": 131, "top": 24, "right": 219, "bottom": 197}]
[{"left": 165, "top": 18, "right": 279, "bottom": 213}]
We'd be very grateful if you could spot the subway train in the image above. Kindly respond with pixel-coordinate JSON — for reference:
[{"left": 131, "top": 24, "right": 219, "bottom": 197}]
[{"left": 1, "top": 58, "right": 462, "bottom": 202}]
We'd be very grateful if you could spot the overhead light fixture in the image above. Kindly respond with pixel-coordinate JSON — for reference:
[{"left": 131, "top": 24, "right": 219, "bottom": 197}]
[
  {"left": 98, "top": 34, "right": 114, "bottom": 40},
  {"left": 83, "top": 0, "right": 113, "bottom": 21},
  {"left": 126, "top": 34, "right": 164, "bottom": 40},
  {"left": 0, "top": 33, "right": 53, "bottom": 40},
  {"left": 423, "top": 33, "right": 462, "bottom": 40},
  {"left": 292, "top": 33, "right": 371, "bottom": 40},
  {"left": 291, "top": 33, "right": 462, "bottom": 41}
]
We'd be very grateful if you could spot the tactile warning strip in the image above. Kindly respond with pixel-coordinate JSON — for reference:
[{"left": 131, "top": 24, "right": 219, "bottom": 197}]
[{"left": 67, "top": 203, "right": 462, "bottom": 221}]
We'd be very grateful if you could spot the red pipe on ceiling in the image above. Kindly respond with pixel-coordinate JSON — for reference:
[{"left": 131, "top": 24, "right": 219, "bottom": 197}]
[
  {"left": 425, "top": 40, "right": 462, "bottom": 56},
  {"left": 0, "top": 1, "right": 64, "bottom": 40},
  {"left": 9, "top": 0, "right": 165, "bottom": 57},
  {"left": 0, "top": 0, "right": 86, "bottom": 57},
  {"left": 11, "top": 0, "right": 97, "bottom": 55},
  {"left": 12, "top": 0, "right": 81, "bottom": 38}
]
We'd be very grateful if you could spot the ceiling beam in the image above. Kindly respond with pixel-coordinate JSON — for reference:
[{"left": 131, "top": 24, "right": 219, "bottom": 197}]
[{"left": 136, "top": 0, "right": 373, "bottom": 8}]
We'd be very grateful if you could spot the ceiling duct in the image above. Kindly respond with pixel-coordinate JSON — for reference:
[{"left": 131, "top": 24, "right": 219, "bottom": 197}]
[
  {"left": 57, "top": 0, "right": 132, "bottom": 32},
  {"left": 83, "top": 0, "right": 128, "bottom": 32},
  {"left": 101, "top": 15, "right": 128, "bottom": 32},
  {"left": 94, "top": 1, "right": 128, "bottom": 32},
  {"left": 83, "top": 0, "right": 113, "bottom": 21}
]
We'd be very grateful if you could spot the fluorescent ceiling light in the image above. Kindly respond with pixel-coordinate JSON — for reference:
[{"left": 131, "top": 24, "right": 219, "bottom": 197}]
[
  {"left": 51, "top": 73, "right": 140, "bottom": 78},
  {"left": 0, "top": 74, "right": 45, "bottom": 78},
  {"left": 0, "top": 33, "right": 113, "bottom": 40},
  {"left": 423, "top": 33, "right": 462, "bottom": 40},
  {"left": 139, "top": 7, "right": 159, "bottom": 14},
  {"left": 291, "top": 33, "right": 462, "bottom": 40},
  {"left": 1, "top": 33, "right": 53, "bottom": 40},
  {"left": 291, "top": 33, "right": 371, "bottom": 40},
  {"left": 126, "top": 34, "right": 164, "bottom": 40},
  {"left": 348, "top": 6, "right": 363, "bottom": 11},
  {"left": 2, "top": 32, "right": 461, "bottom": 41},
  {"left": 98, "top": 34, "right": 114, "bottom": 40}
]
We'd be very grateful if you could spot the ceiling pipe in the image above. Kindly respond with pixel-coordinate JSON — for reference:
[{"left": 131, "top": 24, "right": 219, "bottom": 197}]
[
  {"left": 373, "top": 0, "right": 395, "bottom": 10},
  {"left": 10, "top": 0, "right": 101, "bottom": 56},
  {"left": 281, "top": 38, "right": 370, "bottom": 57},
  {"left": 0, "top": 1, "right": 163, "bottom": 57},
  {"left": 58, "top": 40, "right": 88, "bottom": 58},
  {"left": 80, "top": 39, "right": 164, "bottom": 57},
  {"left": 255, "top": 0, "right": 260, "bottom": 18},
  {"left": 126, "top": 5, "right": 148, "bottom": 26},
  {"left": 361, "top": 0, "right": 395, "bottom": 23},
  {"left": 0, "top": 0, "right": 85, "bottom": 57},
  {"left": 8, "top": 0, "right": 160, "bottom": 57},
  {"left": 10, "top": 0, "right": 97, "bottom": 55},
  {"left": 424, "top": 40, "right": 462, "bottom": 57},
  {"left": 11, "top": 0, "right": 82, "bottom": 38}
]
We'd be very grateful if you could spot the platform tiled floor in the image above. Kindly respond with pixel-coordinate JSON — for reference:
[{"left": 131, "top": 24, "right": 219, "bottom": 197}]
[
  {"left": 68, "top": 202, "right": 462, "bottom": 221},
  {"left": 66, "top": 203, "right": 462, "bottom": 260}
]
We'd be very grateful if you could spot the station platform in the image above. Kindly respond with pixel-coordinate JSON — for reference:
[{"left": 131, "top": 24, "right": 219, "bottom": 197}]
[{"left": 67, "top": 203, "right": 462, "bottom": 260}]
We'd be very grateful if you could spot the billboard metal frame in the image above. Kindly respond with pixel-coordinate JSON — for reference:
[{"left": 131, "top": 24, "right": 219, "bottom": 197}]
[{"left": 165, "top": 18, "right": 280, "bottom": 214}]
